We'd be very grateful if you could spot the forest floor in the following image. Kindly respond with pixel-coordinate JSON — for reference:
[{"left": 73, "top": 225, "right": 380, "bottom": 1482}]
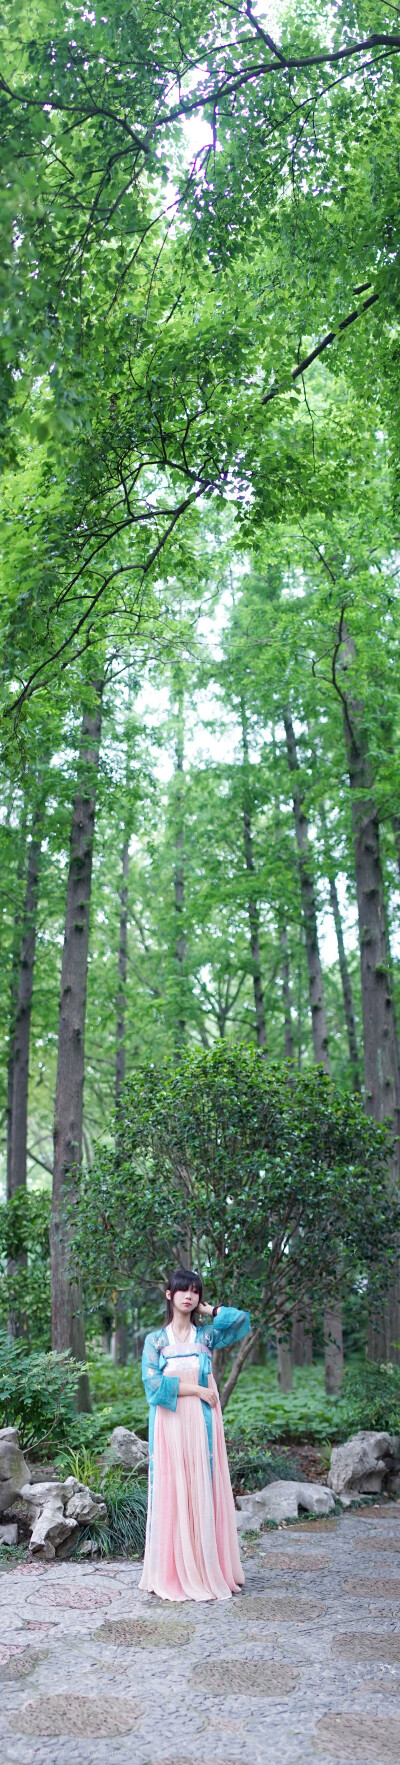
[{"left": 0, "top": 1502, "right": 399, "bottom": 1764}]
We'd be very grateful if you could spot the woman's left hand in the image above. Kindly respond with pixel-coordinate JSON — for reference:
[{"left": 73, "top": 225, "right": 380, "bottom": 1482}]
[{"left": 198, "top": 1301, "right": 216, "bottom": 1317}]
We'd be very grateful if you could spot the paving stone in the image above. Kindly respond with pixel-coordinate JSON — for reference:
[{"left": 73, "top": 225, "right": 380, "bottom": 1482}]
[
  {"left": 334, "top": 1633, "right": 400, "bottom": 1664},
  {"left": 96, "top": 1618, "right": 191, "bottom": 1647},
  {"left": 231, "top": 1593, "right": 325, "bottom": 1622},
  {"left": 354, "top": 1536, "right": 400, "bottom": 1552},
  {"left": 0, "top": 1646, "right": 46, "bottom": 1679},
  {"left": 343, "top": 1577, "right": 400, "bottom": 1596},
  {"left": 314, "top": 1713, "right": 400, "bottom": 1760},
  {"left": 256, "top": 1553, "right": 330, "bottom": 1571},
  {"left": 31, "top": 1585, "right": 112, "bottom": 1609},
  {"left": 295, "top": 1518, "right": 338, "bottom": 1531},
  {"left": 191, "top": 1659, "right": 299, "bottom": 1696},
  {"left": 10, "top": 1695, "right": 143, "bottom": 1736},
  {"left": 360, "top": 1679, "right": 400, "bottom": 1698}
]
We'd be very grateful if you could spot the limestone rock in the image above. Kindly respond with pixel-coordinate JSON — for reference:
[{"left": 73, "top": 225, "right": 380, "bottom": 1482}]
[
  {"left": 0, "top": 1522, "right": 18, "bottom": 1545},
  {"left": 105, "top": 1427, "right": 149, "bottom": 1472},
  {"left": 21, "top": 1475, "right": 106, "bottom": 1556},
  {"left": 63, "top": 1478, "right": 107, "bottom": 1524},
  {"left": 236, "top": 1479, "right": 335, "bottom": 1531},
  {"left": 0, "top": 1427, "right": 31, "bottom": 1514},
  {"left": 29, "top": 1497, "right": 78, "bottom": 1558},
  {"left": 327, "top": 1432, "right": 399, "bottom": 1506}
]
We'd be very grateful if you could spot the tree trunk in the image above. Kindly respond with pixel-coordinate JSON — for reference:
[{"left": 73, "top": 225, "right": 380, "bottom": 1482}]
[
  {"left": 114, "top": 839, "right": 130, "bottom": 1366},
  {"left": 9, "top": 812, "right": 42, "bottom": 1197},
  {"left": 318, "top": 803, "right": 361, "bottom": 1091},
  {"left": 7, "top": 811, "right": 43, "bottom": 1340},
  {"left": 324, "top": 1292, "right": 344, "bottom": 1396},
  {"left": 115, "top": 840, "right": 129, "bottom": 1110},
  {"left": 50, "top": 681, "right": 103, "bottom": 1411},
  {"left": 174, "top": 692, "right": 186, "bottom": 1055},
  {"left": 341, "top": 682, "right": 400, "bottom": 1361},
  {"left": 280, "top": 925, "right": 294, "bottom": 1060},
  {"left": 284, "top": 712, "right": 343, "bottom": 1391},
  {"left": 292, "top": 1298, "right": 313, "bottom": 1367},
  {"left": 240, "top": 696, "right": 267, "bottom": 1050},
  {"left": 220, "top": 1325, "right": 262, "bottom": 1412},
  {"left": 6, "top": 817, "right": 28, "bottom": 1198},
  {"left": 276, "top": 1321, "right": 292, "bottom": 1392},
  {"left": 393, "top": 814, "right": 400, "bottom": 885},
  {"left": 328, "top": 870, "right": 362, "bottom": 1092},
  {"left": 112, "top": 1317, "right": 128, "bottom": 1365},
  {"left": 283, "top": 711, "right": 329, "bottom": 1071}
]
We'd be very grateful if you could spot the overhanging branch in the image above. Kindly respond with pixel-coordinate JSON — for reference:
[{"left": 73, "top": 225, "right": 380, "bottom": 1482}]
[{"left": 262, "top": 291, "right": 380, "bottom": 406}]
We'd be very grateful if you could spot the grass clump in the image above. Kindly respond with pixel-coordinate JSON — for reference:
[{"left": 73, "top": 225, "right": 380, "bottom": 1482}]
[{"left": 227, "top": 1442, "right": 300, "bottom": 1493}]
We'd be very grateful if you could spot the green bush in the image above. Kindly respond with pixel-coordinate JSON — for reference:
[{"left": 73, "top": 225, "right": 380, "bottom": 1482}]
[
  {"left": 0, "top": 1192, "right": 51, "bottom": 1350},
  {"left": 223, "top": 1363, "right": 341, "bottom": 1442},
  {"left": 340, "top": 1361, "right": 400, "bottom": 1435},
  {"left": 0, "top": 1333, "right": 85, "bottom": 1452},
  {"left": 70, "top": 1462, "right": 148, "bottom": 1559},
  {"left": 227, "top": 1442, "right": 300, "bottom": 1492}
]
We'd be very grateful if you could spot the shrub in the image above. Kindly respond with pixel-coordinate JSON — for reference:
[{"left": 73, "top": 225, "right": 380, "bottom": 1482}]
[
  {"left": 0, "top": 1333, "right": 85, "bottom": 1452},
  {"left": 0, "top": 1191, "right": 51, "bottom": 1350},
  {"left": 227, "top": 1442, "right": 300, "bottom": 1492},
  {"left": 72, "top": 1477, "right": 148, "bottom": 1558},
  {"left": 340, "top": 1361, "right": 400, "bottom": 1436}
]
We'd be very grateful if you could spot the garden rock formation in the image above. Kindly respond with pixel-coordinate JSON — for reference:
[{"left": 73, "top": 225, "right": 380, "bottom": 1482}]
[
  {"left": 235, "top": 1479, "right": 335, "bottom": 1529},
  {"left": 0, "top": 1429, "right": 107, "bottom": 1557},
  {"left": 105, "top": 1427, "right": 149, "bottom": 1471},
  {"left": 327, "top": 1431, "right": 400, "bottom": 1505},
  {"left": 21, "top": 1476, "right": 107, "bottom": 1558},
  {"left": 0, "top": 1427, "right": 32, "bottom": 1513}
]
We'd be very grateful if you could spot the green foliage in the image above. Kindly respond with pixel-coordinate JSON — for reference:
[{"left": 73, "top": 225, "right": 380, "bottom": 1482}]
[
  {"left": 74, "top": 1046, "right": 396, "bottom": 1354},
  {"left": 224, "top": 1364, "right": 342, "bottom": 1443},
  {"left": 68, "top": 1460, "right": 148, "bottom": 1560},
  {"left": 0, "top": 1191, "right": 51, "bottom": 1350},
  {"left": 340, "top": 1361, "right": 400, "bottom": 1436},
  {"left": 227, "top": 1442, "right": 300, "bottom": 1492},
  {"left": 0, "top": 1334, "right": 85, "bottom": 1452}
]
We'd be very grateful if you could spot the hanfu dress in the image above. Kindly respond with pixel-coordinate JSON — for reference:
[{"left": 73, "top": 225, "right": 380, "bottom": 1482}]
[{"left": 138, "top": 1306, "right": 250, "bottom": 1603}]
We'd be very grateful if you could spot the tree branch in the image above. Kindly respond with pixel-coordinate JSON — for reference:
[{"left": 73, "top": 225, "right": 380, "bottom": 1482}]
[{"left": 262, "top": 292, "right": 380, "bottom": 406}]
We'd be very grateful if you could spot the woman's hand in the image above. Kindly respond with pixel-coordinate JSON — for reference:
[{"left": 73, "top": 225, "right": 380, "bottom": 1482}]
[
  {"left": 200, "top": 1387, "right": 218, "bottom": 1408},
  {"left": 178, "top": 1381, "right": 218, "bottom": 1407},
  {"left": 198, "top": 1301, "right": 217, "bottom": 1317}
]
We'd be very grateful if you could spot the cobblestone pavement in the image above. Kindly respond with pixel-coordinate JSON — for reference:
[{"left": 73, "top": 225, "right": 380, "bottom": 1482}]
[{"left": 0, "top": 1504, "right": 400, "bottom": 1765}]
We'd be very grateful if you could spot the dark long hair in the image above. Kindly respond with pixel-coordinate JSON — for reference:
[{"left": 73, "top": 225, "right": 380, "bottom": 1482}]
[{"left": 165, "top": 1267, "right": 203, "bottom": 1324}]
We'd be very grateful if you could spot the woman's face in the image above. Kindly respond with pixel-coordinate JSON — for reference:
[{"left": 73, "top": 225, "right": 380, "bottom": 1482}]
[{"left": 166, "top": 1286, "right": 200, "bottom": 1316}]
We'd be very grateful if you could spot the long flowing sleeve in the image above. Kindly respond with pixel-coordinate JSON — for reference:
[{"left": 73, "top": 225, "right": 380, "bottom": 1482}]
[
  {"left": 210, "top": 1306, "right": 251, "bottom": 1349},
  {"left": 142, "top": 1333, "right": 179, "bottom": 1411}
]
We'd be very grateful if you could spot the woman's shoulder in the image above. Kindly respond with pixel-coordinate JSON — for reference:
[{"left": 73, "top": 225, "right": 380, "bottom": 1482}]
[
  {"left": 143, "top": 1326, "right": 168, "bottom": 1352},
  {"left": 195, "top": 1323, "right": 213, "bottom": 1351}
]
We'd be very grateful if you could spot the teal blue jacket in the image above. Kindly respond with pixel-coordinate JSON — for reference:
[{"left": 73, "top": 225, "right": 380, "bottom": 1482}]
[{"left": 141, "top": 1305, "right": 251, "bottom": 1486}]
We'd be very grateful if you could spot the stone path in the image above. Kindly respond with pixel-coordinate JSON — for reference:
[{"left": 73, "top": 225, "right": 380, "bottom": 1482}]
[{"left": 0, "top": 1504, "right": 400, "bottom": 1764}]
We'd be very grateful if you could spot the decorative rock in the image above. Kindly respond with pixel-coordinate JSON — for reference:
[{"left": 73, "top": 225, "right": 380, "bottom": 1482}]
[
  {"left": 0, "top": 1522, "right": 18, "bottom": 1546},
  {"left": 21, "top": 1476, "right": 107, "bottom": 1557},
  {"left": 327, "top": 1432, "right": 399, "bottom": 1506},
  {"left": 105, "top": 1426, "right": 149, "bottom": 1471},
  {"left": 63, "top": 1476, "right": 107, "bottom": 1525},
  {"left": 0, "top": 1427, "right": 31, "bottom": 1514},
  {"left": 236, "top": 1479, "right": 335, "bottom": 1530}
]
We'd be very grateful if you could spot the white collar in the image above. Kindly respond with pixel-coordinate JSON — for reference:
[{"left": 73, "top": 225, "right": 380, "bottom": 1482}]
[{"left": 167, "top": 1320, "right": 195, "bottom": 1347}]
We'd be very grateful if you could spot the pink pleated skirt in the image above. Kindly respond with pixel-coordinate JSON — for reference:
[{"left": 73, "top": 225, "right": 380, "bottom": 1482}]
[{"left": 139, "top": 1363, "right": 244, "bottom": 1602}]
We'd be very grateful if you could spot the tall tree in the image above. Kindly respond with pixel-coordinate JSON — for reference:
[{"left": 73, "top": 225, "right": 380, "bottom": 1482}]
[
  {"left": 283, "top": 710, "right": 343, "bottom": 1394},
  {"left": 50, "top": 679, "right": 104, "bottom": 1408},
  {"left": 337, "top": 630, "right": 400, "bottom": 1359},
  {"left": 240, "top": 694, "right": 267, "bottom": 1050},
  {"left": 173, "top": 684, "right": 186, "bottom": 1057}
]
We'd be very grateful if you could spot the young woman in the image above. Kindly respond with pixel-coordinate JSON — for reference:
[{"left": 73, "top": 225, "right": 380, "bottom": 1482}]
[{"left": 139, "top": 1266, "right": 250, "bottom": 1603}]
